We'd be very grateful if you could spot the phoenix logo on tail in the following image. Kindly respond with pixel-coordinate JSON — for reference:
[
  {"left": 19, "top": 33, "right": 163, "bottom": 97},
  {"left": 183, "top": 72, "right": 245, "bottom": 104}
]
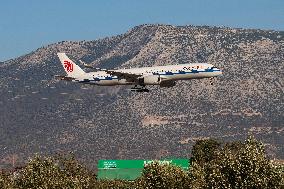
[{"left": 64, "top": 60, "right": 73, "bottom": 72}]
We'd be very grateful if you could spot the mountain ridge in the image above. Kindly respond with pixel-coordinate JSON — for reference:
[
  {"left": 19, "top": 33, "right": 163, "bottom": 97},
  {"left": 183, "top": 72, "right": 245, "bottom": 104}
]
[{"left": 0, "top": 24, "right": 283, "bottom": 169}]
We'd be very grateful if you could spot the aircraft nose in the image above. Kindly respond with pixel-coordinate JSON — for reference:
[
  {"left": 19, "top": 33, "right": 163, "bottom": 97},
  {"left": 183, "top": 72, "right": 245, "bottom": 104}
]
[
  {"left": 216, "top": 70, "right": 222, "bottom": 76},
  {"left": 212, "top": 67, "right": 223, "bottom": 76}
]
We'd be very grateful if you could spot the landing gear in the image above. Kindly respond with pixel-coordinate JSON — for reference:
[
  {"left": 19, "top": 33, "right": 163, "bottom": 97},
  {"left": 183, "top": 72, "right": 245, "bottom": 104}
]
[
  {"left": 209, "top": 77, "right": 214, "bottom": 85},
  {"left": 130, "top": 85, "right": 149, "bottom": 92}
]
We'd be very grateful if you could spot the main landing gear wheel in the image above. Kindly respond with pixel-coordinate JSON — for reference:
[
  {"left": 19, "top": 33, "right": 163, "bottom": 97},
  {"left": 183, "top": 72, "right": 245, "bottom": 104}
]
[
  {"left": 210, "top": 77, "right": 214, "bottom": 85},
  {"left": 130, "top": 85, "right": 150, "bottom": 92}
]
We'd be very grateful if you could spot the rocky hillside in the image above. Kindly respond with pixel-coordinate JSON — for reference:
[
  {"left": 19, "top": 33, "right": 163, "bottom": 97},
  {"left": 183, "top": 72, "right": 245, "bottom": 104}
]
[{"left": 0, "top": 24, "right": 283, "bottom": 169}]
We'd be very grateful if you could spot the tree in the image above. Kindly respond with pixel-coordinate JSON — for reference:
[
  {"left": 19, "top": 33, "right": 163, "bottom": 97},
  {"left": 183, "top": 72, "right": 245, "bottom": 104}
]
[
  {"left": 191, "top": 138, "right": 221, "bottom": 164},
  {"left": 189, "top": 136, "right": 283, "bottom": 189},
  {"left": 14, "top": 154, "right": 95, "bottom": 189}
]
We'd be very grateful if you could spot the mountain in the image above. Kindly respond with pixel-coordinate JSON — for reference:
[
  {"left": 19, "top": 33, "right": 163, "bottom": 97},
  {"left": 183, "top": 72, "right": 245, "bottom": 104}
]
[{"left": 0, "top": 24, "right": 283, "bottom": 169}]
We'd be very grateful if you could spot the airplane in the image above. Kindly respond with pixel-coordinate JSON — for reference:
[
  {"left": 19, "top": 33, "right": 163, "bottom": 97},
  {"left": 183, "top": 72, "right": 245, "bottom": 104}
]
[{"left": 55, "top": 53, "right": 222, "bottom": 92}]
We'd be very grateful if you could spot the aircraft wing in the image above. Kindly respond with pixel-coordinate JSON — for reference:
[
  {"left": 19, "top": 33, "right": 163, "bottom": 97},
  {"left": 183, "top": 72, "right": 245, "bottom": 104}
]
[
  {"left": 105, "top": 70, "right": 142, "bottom": 82},
  {"left": 84, "top": 64, "right": 142, "bottom": 82}
]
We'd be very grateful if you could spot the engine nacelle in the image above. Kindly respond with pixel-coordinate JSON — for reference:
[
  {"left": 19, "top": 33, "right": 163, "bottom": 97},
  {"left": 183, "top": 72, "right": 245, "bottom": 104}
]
[{"left": 139, "top": 75, "right": 161, "bottom": 85}]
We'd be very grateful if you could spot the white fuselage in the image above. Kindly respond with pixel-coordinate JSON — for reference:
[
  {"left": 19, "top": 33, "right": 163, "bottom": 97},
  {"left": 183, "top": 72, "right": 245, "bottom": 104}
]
[{"left": 75, "top": 63, "right": 222, "bottom": 86}]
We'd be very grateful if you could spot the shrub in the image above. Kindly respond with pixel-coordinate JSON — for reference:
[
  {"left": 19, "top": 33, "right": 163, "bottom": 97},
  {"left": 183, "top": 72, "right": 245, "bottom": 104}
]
[
  {"left": 0, "top": 172, "right": 14, "bottom": 189},
  {"left": 136, "top": 161, "right": 190, "bottom": 189},
  {"left": 92, "top": 179, "right": 133, "bottom": 189}
]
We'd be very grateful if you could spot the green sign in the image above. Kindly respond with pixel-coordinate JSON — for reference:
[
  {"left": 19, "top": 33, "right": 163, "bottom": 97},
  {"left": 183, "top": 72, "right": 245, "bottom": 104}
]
[{"left": 98, "top": 159, "right": 190, "bottom": 180}]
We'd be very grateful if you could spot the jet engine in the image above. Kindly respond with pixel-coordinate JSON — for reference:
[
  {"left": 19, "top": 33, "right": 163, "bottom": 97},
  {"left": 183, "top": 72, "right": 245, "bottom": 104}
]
[
  {"left": 138, "top": 75, "right": 176, "bottom": 88},
  {"left": 139, "top": 75, "right": 161, "bottom": 85}
]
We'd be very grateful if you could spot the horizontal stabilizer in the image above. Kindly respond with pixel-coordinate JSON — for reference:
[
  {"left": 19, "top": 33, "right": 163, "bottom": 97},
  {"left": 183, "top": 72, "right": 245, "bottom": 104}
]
[{"left": 54, "top": 75, "right": 75, "bottom": 81}]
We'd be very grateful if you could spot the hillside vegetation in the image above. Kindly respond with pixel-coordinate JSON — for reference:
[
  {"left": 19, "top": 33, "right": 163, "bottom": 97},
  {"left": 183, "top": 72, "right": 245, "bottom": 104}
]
[{"left": 1, "top": 137, "right": 283, "bottom": 188}]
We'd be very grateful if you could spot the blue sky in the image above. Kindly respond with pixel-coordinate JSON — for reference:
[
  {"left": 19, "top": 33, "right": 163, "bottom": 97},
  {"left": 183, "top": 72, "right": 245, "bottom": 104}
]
[{"left": 0, "top": 0, "right": 283, "bottom": 61}]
